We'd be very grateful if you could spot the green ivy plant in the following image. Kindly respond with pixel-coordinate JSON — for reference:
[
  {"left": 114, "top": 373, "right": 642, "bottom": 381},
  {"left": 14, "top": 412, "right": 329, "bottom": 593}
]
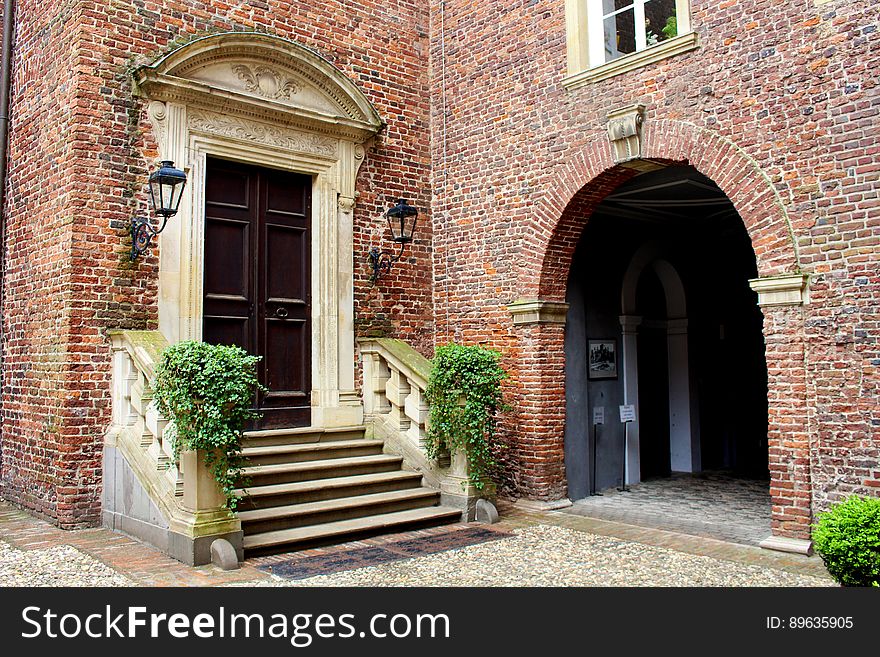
[
  {"left": 152, "top": 341, "right": 265, "bottom": 510},
  {"left": 812, "top": 495, "right": 880, "bottom": 587},
  {"left": 662, "top": 15, "right": 678, "bottom": 41},
  {"left": 425, "top": 343, "right": 509, "bottom": 491}
]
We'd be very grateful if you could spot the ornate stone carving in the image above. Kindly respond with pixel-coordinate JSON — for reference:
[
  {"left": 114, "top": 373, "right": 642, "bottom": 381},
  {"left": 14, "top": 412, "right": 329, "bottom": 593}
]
[
  {"left": 147, "top": 101, "right": 168, "bottom": 154},
  {"left": 338, "top": 195, "right": 356, "bottom": 215},
  {"left": 606, "top": 103, "right": 646, "bottom": 163},
  {"left": 187, "top": 109, "right": 338, "bottom": 158},
  {"left": 231, "top": 64, "right": 299, "bottom": 100}
]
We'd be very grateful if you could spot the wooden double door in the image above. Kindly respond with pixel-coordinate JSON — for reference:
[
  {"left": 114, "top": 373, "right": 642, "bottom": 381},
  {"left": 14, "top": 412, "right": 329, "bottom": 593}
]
[{"left": 202, "top": 157, "right": 312, "bottom": 429}]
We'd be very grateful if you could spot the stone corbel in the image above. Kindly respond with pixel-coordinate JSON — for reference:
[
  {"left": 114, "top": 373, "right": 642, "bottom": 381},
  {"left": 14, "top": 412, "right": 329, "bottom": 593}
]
[
  {"left": 607, "top": 103, "right": 646, "bottom": 163},
  {"left": 748, "top": 274, "right": 809, "bottom": 306},
  {"left": 353, "top": 142, "right": 368, "bottom": 178},
  {"left": 509, "top": 299, "right": 570, "bottom": 325},
  {"left": 147, "top": 101, "right": 168, "bottom": 155}
]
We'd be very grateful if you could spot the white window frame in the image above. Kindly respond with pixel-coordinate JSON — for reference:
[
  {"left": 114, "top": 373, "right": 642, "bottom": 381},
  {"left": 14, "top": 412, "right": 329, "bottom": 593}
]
[{"left": 564, "top": 0, "right": 698, "bottom": 89}]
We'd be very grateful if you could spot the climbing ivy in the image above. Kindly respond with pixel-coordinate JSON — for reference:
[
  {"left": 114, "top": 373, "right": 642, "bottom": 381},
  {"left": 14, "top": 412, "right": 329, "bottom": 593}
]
[
  {"left": 152, "top": 341, "right": 265, "bottom": 510},
  {"left": 425, "top": 343, "right": 509, "bottom": 490}
]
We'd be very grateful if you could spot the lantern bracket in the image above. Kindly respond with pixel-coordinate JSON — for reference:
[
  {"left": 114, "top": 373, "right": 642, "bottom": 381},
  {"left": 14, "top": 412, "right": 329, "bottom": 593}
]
[
  {"left": 368, "top": 241, "right": 408, "bottom": 284},
  {"left": 130, "top": 215, "right": 169, "bottom": 261},
  {"left": 368, "top": 198, "right": 418, "bottom": 284},
  {"left": 129, "top": 160, "right": 187, "bottom": 261}
]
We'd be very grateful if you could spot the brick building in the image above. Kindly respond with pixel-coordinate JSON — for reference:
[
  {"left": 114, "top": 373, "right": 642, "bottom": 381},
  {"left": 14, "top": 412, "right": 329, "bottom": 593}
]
[{"left": 0, "top": 0, "right": 876, "bottom": 561}]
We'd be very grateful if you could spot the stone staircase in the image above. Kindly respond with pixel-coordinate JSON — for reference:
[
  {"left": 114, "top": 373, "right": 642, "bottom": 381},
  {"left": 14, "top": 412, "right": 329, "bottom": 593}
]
[{"left": 235, "top": 426, "right": 461, "bottom": 556}]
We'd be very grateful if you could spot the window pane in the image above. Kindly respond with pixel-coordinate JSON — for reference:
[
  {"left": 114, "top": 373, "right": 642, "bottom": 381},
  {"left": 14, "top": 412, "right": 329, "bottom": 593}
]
[
  {"left": 645, "top": 0, "right": 677, "bottom": 46},
  {"left": 604, "top": 7, "right": 636, "bottom": 62},
  {"left": 602, "top": 0, "right": 634, "bottom": 16}
]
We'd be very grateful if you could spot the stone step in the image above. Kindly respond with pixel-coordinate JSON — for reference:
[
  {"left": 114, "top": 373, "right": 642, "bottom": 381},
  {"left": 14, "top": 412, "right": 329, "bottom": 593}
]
[
  {"left": 234, "top": 470, "right": 425, "bottom": 509},
  {"left": 242, "top": 439, "right": 385, "bottom": 466},
  {"left": 240, "top": 454, "right": 403, "bottom": 487},
  {"left": 243, "top": 425, "right": 366, "bottom": 448},
  {"left": 237, "top": 488, "right": 441, "bottom": 534},
  {"left": 243, "top": 506, "right": 462, "bottom": 554}
]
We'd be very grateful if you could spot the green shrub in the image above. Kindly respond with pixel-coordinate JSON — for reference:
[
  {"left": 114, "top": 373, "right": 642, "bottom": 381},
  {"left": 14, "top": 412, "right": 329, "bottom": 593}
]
[
  {"left": 662, "top": 16, "right": 678, "bottom": 40},
  {"left": 153, "top": 340, "right": 265, "bottom": 510},
  {"left": 811, "top": 495, "right": 880, "bottom": 587},
  {"left": 425, "top": 343, "right": 509, "bottom": 490}
]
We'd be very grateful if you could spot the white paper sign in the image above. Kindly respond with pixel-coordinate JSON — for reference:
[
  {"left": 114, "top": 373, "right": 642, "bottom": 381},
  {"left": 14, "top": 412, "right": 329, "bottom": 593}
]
[
  {"left": 592, "top": 407, "right": 605, "bottom": 425},
  {"left": 619, "top": 405, "right": 636, "bottom": 423}
]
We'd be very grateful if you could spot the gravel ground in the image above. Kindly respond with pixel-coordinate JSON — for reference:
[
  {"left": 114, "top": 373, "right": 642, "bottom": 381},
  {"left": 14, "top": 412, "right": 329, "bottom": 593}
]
[
  {"left": 239, "top": 525, "right": 834, "bottom": 587},
  {"left": 0, "top": 541, "right": 135, "bottom": 587},
  {"left": 0, "top": 524, "right": 832, "bottom": 587}
]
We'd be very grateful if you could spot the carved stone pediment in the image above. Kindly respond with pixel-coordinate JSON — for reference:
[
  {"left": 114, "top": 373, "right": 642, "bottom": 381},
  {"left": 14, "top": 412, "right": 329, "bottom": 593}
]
[
  {"left": 134, "top": 33, "right": 383, "bottom": 141},
  {"left": 182, "top": 61, "right": 341, "bottom": 117}
]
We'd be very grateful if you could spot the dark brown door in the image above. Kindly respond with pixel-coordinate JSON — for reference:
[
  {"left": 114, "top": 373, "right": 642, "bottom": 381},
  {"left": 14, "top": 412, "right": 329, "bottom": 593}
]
[{"left": 202, "top": 157, "right": 312, "bottom": 429}]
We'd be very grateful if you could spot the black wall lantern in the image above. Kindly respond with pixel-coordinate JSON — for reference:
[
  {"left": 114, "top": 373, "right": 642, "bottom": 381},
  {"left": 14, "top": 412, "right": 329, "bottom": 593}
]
[
  {"left": 368, "top": 198, "right": 419, "bottom": 283},
  {"left": 130, "top": 160, "right": 187, "bottom": 261}
]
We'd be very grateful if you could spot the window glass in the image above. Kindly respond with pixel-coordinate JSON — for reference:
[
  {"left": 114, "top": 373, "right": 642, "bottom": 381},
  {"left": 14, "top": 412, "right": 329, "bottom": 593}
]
[
  {"left": 646, "top": 0, "right": 678, "bottom": 46},
  {"left": 601, "top": 0, "right": 678, "bottom": 63},
  {"left": 603, "top": 2, "right": 636, "bottom": 60}
]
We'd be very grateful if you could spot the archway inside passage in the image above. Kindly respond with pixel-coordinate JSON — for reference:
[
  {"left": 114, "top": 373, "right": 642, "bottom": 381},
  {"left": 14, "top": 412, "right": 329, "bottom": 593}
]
[{"left": 563, "top": 164, "right": 769, "bottom": 544}]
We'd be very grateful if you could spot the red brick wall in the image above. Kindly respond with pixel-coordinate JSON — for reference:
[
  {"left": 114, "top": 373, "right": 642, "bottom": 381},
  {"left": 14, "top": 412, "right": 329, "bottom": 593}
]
[
  {"left": 1, "top": 0, "right": 877, "bottom": 540},
  {"left": 1, "top": 0, "right": 434, "bottom": 526},
  {"left": 428, "top": 0, "right": 878, "bottom": 538},
  {"left": 1, "top": 0, "right": 100, "bottom": 526}
]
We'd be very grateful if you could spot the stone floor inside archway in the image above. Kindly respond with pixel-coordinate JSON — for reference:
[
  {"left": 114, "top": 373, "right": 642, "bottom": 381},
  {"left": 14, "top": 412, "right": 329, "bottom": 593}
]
[{"left": 562, "top": 471, "right": 772, "bottom": 547}]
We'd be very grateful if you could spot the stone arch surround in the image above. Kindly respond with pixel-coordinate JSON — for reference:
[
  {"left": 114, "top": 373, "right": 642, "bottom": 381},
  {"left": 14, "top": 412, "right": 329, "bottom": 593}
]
[
  {"left": 510, "top": 122, "right": 812, "bottom": 542},
  {"left": 134, "top": 32, "right": 383, "bottom": 429}
]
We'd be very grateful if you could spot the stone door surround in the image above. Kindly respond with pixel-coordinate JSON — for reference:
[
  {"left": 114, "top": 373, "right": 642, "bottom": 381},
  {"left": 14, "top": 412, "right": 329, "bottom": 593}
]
[{"left": 133, "top": 32, "right": 383, "bottom": 429}]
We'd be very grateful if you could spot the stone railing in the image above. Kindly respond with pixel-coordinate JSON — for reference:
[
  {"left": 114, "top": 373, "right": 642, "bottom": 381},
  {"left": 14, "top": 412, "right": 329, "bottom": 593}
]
[
  {"left": 105, "top": 330, "right": 242, "bottom": 565},
  {"left": 359, "top": 338, "right": 480, "bottom": 519}
]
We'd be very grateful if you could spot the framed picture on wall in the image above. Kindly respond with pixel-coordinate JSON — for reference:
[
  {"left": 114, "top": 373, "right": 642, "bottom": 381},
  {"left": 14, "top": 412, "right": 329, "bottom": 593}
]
[{"left": 588, "top": 339, "right": 618, "bottom": 380}]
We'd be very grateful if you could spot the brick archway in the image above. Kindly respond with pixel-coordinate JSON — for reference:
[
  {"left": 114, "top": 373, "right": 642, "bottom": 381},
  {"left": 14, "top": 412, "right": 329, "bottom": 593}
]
[
  {"left": 510, "top": 122, "right": 813, "bottom": 544},
  {"left": 525, "top": 122, "right": 800, "bottom": 301}
]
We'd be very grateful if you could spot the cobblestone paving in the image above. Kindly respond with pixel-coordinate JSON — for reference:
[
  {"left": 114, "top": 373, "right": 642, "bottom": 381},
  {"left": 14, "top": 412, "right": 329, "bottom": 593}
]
[
  {"left": 237, "top": 524, "right": 832, "bottom": 587},
  {"left": 565, "top": 471, "right": 772, "bottom": 546},
  {"left": 0, "top": 497, "right": 832, "bottom": 587},
  {"left": 0, "top": 541, "right": 135, "bottom": 587},
  {"left": 0, "top": 501, "right": 272, "bottom": 587}
]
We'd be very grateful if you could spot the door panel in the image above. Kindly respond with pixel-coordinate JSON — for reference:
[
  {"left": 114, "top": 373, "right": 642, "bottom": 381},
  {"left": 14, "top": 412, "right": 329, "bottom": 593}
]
[
  {"left": 205, "top": 165, "right": 251, "bottom": 208},
  {"left": 264, "top": 319, "right": 308, "bottom": 396},
  {"left": 202, "top": 316, "right": 250, "bottom": 350},
  {"left": 265, "top": 225, "right": 308, "bottom": 303},
  {"left": 204, "top": 219, "right": 250, "bottom": 298},
  {"left": 203, "top": 157, "right": 312, "bottom": 429}
]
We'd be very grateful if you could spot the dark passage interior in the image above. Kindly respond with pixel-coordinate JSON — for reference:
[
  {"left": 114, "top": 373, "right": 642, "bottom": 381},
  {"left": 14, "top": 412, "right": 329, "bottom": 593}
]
[
  {"left": 564, "top": 164, "right": 769, "bottom": 503},
  {"left": 637, "top": 265, "right": 672, "bottom": 479}
]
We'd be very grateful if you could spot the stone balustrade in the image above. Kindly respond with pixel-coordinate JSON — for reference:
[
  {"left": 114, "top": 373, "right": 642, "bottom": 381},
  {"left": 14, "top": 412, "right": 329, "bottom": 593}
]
[
  {"left": 105, "top": 331, "right": 242, "bottom": 565},
  {"left": 359, "top": 338, "right": 481, "bottom": 520},
  {"left": 110, "top": 331, "right": 181, "bottom": 494}
]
